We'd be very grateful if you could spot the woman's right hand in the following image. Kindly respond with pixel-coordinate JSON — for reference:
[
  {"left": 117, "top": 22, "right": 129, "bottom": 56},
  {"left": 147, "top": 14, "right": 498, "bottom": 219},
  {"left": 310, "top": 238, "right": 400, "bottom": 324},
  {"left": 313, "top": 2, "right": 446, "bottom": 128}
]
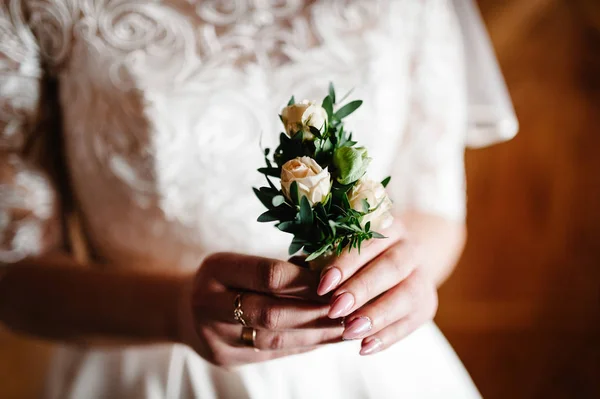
[{"left": 175, "top": 253, "right": 344, "bottom": 367}]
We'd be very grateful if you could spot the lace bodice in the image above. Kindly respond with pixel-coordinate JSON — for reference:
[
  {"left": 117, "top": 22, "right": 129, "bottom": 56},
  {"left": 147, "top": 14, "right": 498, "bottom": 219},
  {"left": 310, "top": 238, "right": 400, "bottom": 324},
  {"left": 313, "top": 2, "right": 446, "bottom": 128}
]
[{"left": 1, "top": 0, "right": 474, "bottom": 268}]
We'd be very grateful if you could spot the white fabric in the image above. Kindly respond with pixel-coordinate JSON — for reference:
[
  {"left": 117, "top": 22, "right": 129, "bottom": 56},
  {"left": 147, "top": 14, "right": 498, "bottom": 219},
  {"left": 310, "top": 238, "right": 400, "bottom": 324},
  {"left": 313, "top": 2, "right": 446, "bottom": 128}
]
[
  {"left": 0, "top": 0, "right": 516, "bottom": 397},
  {"left": 452, "top": 0, "right": 519, "bottom": 147}
]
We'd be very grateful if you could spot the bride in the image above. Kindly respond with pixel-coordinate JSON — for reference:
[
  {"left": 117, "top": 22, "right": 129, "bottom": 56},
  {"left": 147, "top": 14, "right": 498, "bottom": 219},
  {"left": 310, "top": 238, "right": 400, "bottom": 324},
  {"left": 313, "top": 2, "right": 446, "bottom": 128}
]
[{"left": 0, "top": 0, "right": 517, "bottom": 397}]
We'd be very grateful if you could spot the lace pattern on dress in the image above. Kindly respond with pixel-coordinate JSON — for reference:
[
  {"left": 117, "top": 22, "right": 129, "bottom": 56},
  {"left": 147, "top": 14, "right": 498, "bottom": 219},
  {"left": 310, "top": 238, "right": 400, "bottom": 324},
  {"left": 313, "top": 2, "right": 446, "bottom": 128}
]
[{"left": 1, "top": 0, "right": 474, "bottom": 267}]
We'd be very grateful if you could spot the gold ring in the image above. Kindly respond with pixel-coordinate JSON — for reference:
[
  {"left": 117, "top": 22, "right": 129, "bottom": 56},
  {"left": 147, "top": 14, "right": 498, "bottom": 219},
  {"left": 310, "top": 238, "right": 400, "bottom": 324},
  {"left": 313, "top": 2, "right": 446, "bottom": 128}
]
[
  {"left": 241, "top": 326, "right": 259, "bottom": 351},
  {"left": 233, "top": 293, "right": 247, "bottom": 326}
]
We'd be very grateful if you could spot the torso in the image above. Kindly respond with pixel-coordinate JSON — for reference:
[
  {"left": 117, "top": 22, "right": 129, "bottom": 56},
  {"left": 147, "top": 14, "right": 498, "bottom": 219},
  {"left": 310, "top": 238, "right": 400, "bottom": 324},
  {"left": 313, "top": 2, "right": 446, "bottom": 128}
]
[{"left": 27, "top": 0, "right": 420, "bottom": 269}]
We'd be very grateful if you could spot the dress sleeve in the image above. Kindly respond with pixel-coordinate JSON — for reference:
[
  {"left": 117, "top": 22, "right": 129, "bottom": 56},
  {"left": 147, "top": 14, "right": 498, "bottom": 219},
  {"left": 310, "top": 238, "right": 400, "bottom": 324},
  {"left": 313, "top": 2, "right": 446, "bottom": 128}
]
[
  {"left": 0, "top": 0, "right": 60, "bottom": 263},
  {"left": 387, "top": 0, "right": 469, "bottom": 222}
]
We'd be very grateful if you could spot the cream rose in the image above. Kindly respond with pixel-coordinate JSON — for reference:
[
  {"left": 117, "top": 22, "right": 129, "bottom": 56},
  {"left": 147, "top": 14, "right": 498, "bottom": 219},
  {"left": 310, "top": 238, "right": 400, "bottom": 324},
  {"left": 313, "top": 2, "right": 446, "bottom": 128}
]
[
  {"left": 349, "top": 178, "right": 394, "bottom": 231},
  {"left": 281, "top": 157, "right": 331, "bottom": 205},
  {"left": 281, "top": 100, "right": 328, "bottom": 140}
]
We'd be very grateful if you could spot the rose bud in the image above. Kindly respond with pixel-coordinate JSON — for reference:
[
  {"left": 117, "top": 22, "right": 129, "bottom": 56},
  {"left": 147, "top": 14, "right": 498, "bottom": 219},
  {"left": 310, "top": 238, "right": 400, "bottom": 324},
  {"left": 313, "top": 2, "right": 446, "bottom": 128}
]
[
  {"left": 333, "top": 146, "right": 371, "bottom": 185},
  {"left": 281, "top": 157, "right": 331, "bottom": 205},
  {"left": 281, "top": 101, "right": 328, "bottom": 140},
  {"left": 349, "top": 178, "right": 394, "bottom": 231}
]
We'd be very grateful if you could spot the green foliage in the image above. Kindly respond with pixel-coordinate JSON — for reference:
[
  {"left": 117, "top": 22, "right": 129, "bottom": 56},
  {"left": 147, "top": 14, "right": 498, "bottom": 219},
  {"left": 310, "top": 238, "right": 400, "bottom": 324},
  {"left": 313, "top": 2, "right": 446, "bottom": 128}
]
[
  {"left": 334, "top": 100, "right": 363, "bottom": 120},
  {"left": 254, "top": 83, "right": 389, "bottom": 262},
  {"left": 328, "top": 82, "right": 336, "bottom": 104},
  {"left": 381, "top": 176, "right": 391, "bottom": 188}
]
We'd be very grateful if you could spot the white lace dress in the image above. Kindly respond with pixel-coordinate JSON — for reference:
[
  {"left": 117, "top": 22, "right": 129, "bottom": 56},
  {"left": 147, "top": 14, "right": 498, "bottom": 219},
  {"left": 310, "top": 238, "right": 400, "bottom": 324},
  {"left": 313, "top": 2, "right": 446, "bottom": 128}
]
[{"left": 0, "top": 0, "right": 511, "bottom": 397}]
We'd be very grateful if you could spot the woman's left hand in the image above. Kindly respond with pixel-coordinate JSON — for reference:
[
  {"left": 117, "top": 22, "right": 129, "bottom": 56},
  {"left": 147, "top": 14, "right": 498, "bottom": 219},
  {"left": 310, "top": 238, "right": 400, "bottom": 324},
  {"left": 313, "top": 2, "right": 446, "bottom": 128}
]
[{"left": 316, "top": 219, "right": 439, "bottom": 356}]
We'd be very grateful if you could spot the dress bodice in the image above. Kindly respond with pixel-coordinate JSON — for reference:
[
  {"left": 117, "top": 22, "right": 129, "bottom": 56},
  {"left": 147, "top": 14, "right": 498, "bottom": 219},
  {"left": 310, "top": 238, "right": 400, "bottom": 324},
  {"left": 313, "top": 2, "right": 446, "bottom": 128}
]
[{"left": 1, "top": 0, "right": 469, "bottom": 268}]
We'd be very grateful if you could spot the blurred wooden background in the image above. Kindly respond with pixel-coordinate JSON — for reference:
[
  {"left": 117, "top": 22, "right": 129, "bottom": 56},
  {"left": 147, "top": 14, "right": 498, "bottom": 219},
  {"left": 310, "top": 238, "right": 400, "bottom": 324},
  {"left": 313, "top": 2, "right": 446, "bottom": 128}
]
[
  {"left": 1, "top": 0, "right": 599, "bottom": 397},
  {"left": 436, "top": 0, "right": 600, "bottom": 397}
]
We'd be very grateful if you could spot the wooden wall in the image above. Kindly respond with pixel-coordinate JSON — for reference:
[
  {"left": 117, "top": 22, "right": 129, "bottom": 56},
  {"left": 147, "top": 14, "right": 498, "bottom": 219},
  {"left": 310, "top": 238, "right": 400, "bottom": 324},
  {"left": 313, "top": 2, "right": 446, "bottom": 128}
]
[{"left": 436, "top": 0, "right": 600, "bottom": 397}]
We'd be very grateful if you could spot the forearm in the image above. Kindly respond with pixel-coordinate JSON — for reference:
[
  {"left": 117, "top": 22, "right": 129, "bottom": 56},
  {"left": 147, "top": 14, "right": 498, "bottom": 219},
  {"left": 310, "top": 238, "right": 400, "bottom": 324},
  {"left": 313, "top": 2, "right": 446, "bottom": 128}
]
[
  {"left": 400, "top": 210, "right": 467, "bottom": 287},
  {"left": 0, "top": 254, "right": 190, "bottom": 346}
]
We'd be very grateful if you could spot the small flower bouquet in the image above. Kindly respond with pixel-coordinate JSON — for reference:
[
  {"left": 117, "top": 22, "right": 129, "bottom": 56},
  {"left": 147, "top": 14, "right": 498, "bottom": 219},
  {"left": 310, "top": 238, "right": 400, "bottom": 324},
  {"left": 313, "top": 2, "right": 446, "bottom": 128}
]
[{"left": 254, "top": 84, "right": 393, "bottom": 268}]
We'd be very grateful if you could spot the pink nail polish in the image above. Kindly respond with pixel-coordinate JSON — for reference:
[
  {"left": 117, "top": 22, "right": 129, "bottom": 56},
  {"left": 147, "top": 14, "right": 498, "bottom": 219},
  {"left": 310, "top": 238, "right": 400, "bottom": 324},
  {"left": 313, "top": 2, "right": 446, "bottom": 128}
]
[
  {"left": 317, "top": 267, "right": 342, "bottom": 296},
  {"left": 328, "top": 292, "right": 355, "bottom": 318},
  {"left": 360, "top": 338, "right": 383, "bottom": 355},
  {"left": 342, "top": 316, "right": 372, "bottom": 340}
]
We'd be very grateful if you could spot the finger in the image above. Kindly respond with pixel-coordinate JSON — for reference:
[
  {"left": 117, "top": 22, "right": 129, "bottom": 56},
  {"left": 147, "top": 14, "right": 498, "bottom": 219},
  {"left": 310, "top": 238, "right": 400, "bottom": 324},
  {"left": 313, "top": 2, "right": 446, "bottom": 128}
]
[
  {"left": 341, "top": 270, "right": 437, "bottom": 341},
  {"left": 316, "top": 220, "right": 405, "bottom": 296},
  {"left": 198, "top": 291, "right": 342, "bottom": 330},
  {"left": 253, "top": 327, "right": 344, "bottom": 351},
  {"left": 215, "top": 323, "right": 344, "bottom": 350},
  {"left": 197, "top": 327, "right": 319, "bottom": 368},
  {"left": 327, "top": 241, "right": 418, "bottom": 319},
  {"left": 358, "top": 316, "right": 423, "bottom": 356},
  {"left": 204, "top": 253, "right": 325, "bottom": 302}
]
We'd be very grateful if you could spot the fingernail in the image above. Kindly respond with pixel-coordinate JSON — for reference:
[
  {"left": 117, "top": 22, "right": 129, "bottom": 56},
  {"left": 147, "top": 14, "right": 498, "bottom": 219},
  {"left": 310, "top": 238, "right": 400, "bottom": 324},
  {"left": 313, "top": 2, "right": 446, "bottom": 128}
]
[
  {"left": 360, "top": 337, "right": 383, "bottom": 355},
  {"left": 317, "top": 267, "right": 342, "bottom": 296},
  {"left": 328, "top": 292, "right": 355, "bottom": 318},
  {"left": 342, "top": 316, "right": 372, "bottom": 340}
]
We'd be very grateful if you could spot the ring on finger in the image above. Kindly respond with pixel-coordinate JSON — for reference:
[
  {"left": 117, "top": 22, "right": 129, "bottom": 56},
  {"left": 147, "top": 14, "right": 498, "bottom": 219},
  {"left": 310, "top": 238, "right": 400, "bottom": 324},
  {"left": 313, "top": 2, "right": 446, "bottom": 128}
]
[
  {"left": 233, "top": 293, "right": 248, "bottom": 326},
  {"left": 241, "top": 326, "right": 260, "bottom": 352}
]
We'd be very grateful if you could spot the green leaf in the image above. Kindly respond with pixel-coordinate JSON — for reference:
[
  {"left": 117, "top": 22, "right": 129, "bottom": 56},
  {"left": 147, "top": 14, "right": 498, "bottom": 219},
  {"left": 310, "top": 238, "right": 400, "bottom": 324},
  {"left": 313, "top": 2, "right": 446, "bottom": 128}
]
[
  {"left": 257, "top": 209, "right": 280, "bottom": 222},
  {"left": 305, "top": 245, "right": 331, "bottom": 262},
  {"left": 288, "top": 238, "right": 305, "bottom": 255},
  {"left": 365, "top": 221, "right": 371, "bottom": 232},
  {"left": 361, "top": 198, "right": 370, "bottom": 213},
  {"left": 337, "top": 88, "right": 355, "bottom": 104},
  {"left": 299, "top": 196, "right": 313, "bottom": 225},
  {"left": 322, "top": 95, "right": 334, "bottom": 121},
  {"left": 288, "top": 96, "right": 295, "bottom": 106},
  {"left": 265, "top": 176, "right": 277, "bottom": 191},
  {"left": 371, "top": 231, "right": 387, "bottom": 239},
  {"left": 254, "top": 187, "right": 275, "bottom": 209},
  {"left": 314, "top": 202, "right": 328, "bottom": 219},
  {"left": 321, "top": 138, "right": 334, "bottom": 153},
  {"left": 341, "top": 193, "right": 351, "bottom": 210},
  {"left": 309, "top": 125, "right": 323, "bottom": 139},
  {"left": 276, "top": 221, "right": 297, "bottom": 233},
  {"left": 381, "top": 176, "right": 391, "bottom": 188},
  {"left": 272, "top": 195, "right": 286, "bottom": 207},
  {"left": 328, "top": 82, "right": 336, "bottom": 104},
  {"left": 290, "top": 181, "right": 300, "bottom": 205},
  {"left": 258, "top": 167, "right": 281, "bottom": 178},
  {"left": 334, "top": 100, "right": 363, "bottom": 120}
]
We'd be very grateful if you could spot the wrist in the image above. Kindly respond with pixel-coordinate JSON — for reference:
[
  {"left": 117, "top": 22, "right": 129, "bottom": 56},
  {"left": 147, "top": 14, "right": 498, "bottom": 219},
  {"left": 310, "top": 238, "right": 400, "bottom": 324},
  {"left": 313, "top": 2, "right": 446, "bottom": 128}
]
[{"left": 173, "top": 270, "right": 197, "bottom": 346}]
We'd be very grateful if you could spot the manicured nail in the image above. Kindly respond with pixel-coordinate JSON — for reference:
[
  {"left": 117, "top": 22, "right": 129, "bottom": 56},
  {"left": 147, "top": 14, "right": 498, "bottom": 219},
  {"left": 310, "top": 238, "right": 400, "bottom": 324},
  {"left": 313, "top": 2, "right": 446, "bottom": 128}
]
[
  {"left": 328, "top": 292, "right": 355, "bottom": 318},
  {"left": 317, "top": 267, "right": 342, "bottom": 296},
  {"left": 360, "top": 338, "right": 383, "bottom": 355},
  {"left": 342, "top": 316, "right": 372, "bottom": 340}
]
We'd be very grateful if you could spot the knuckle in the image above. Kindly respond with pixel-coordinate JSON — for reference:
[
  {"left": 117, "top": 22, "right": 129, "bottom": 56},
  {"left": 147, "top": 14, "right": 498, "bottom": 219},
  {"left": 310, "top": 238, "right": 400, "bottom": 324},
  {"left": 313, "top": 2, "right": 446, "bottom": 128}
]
[
  {"left": 260, "top": 306, "right": 282, "bottom": 330},
  {"left": 202, "top": 253, "right": 225, "bottom": 270},
  {"left": 268, "top": 333, "right": 285, "bottom": 350},
  {"left": 388, "top": 245, "right": 416, "bottom": 278},
  {"left": 385, "top": 250, "right": 406, "bottom": 274},
  {"left": 406, "top": 270, "right": 425, "bottom": 296},
  {"left": 259, "top": 260, "right": 285, "bottom": 291},
  {"left": 353, "top": 275, "right": 372, "bottom": 301}
]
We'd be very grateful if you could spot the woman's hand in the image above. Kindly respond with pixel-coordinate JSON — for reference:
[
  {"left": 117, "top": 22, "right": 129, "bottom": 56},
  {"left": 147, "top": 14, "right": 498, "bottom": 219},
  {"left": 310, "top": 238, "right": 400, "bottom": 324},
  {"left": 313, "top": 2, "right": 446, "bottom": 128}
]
[
  {"left": 176, "top": 253, "right": 344, "bottom": 367},
  {"left": 316, "top": 218, "right": 441, "bottom": 356}
]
